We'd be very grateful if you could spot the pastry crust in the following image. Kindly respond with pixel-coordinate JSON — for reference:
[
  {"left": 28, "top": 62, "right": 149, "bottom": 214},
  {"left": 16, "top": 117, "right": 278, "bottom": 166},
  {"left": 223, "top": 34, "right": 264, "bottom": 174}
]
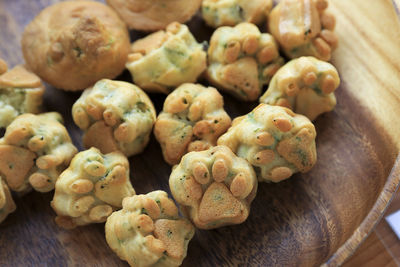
[
  {"left": 0, "top": 112, "right": 77, "bottom": 193},
  {"left": 21, "top": 1, "right": 130, "bottom": 91},
  {"left": 218, "top": 104, "right": 317, "bottom": 182},
  {"left": 268, "top": 0, "right": 338, "bottom": 61},
  {"left": 154, "top": 83, "right": 231, "bottom": 165},
  {"left": 260, "top": 56, "right": 340, "bottom": 120},
  {"left": 0, "top": 176, "right": 16, "bottom": 224},
  {"left": 51, "top": 148, "right": 135, "bottom": 229},
  {"left": 72, "top": 79, "right": 156, "bottom": 157},
  {"left": 105, "top": 190, "right": 195, "bottom": 267},
  {"left": 126, "top": 22, "right": 207, "bottom": 94},
  {"left": 206, "top": 23, "right": 284, "bottom": 101},
  {"left": 169, "top": 146, "right": 257, "bottom": 229},
  {"left": 106, "top": 0, "right": 202, "bottom": 31}
]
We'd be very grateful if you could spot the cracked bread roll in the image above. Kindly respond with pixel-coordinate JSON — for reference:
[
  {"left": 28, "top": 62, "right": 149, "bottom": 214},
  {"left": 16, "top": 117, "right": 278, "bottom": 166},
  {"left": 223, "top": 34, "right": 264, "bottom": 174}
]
[{"left": 0, "top": 176, "right": 16, "bottom": 224}]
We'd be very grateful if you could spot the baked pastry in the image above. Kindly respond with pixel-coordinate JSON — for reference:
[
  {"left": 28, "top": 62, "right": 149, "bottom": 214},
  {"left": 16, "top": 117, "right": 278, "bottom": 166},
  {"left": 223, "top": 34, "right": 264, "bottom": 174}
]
[
  {"left": 202, "top": 0, "right": 273, "bottom": 28},
  {"left": 0, "top": 59, "right": 7, "bottom": 75},
  {"left": 126, "top": 22, "right": 207, "bottom": 94},
  {"left": 206, "top": 23, "right": 284, "bottom": 101},
  {"left": 0, "top": 176, "right": 16, "bottom": 224},
  {"left": 21, "top": 1, "right": 130, "bottom": 91},
  {"left": 72, "top": 79, "right": 156, "bottom": 157},
  {"left": 51, "top": 148, "right": 135, "bottom": 229},
  {"left": 106, "top": 0, "right": 202, "bottom": 31},
  {"left": 218, "top": 104, "right": 317, "bottom": 182},
  {"left": 169, "top": 146, "right": 257, "bottom": 229},
  {"left": 106, "top": 190, "right": 194, "bottom": 266},
  {"left": 268, "top": 0, "right": 338, "bottom": 61},
  {"left": 0, "top": 112, "right": 77, "bottom": 193},
  {"left": 154, "top": 83, "right": 231, "bottom": 165},
  {"left": 0, "top": 64, "right": 44, "bottom": 128},
  {"left": 260, "top": 57, "right": 340, "bottom": 121}
]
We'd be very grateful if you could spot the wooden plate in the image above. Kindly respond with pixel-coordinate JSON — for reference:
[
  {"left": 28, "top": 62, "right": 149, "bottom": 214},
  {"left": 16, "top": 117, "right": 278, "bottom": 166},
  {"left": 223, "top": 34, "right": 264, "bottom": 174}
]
[{"left": 1, "top": 0, "right": 400, "bottom": 266}]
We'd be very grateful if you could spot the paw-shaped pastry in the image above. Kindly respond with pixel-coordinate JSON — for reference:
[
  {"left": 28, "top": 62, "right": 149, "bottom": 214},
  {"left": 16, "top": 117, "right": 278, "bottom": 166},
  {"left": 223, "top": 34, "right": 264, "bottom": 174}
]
[
  {"left": 126, "top": 22, "right": 207, "bottom": 94},
  {"left": 21, "top": 1, "right": 130, "bottom": 91},
  {"left": 0, "top": 176, "right": 16, "bottom": 224},
  {"left": 260, "top": 57, "right": 340, "bottom": 120},
  {"left": 206, "top": 23, "right": 284, "bottom": 101},
  {"left": 154, "top": 84, "right": 231, "bottom": 165},
  {"left": 202, "top": 0, "right": 273, "bottom": 28},
  {"left": 51, "top": 148, "right": 135, "bottom": 229},
  {"left": 0, "top": 112, "right": 77, "bottom": 193},
  {"left": 106, "top": 0, "right": 202, "bottom": 31},
  {"left": 72, "top": 79, "right": 156, "bottom": 157},
  {"left": 105, "top": 191, "right": 195, "bottom": 267},
  {"left": 0, "top": 63, "right": 44, "bottom": 128},
  {"left": 218, "top": 104, "right": 317, "bottom": 182},
  {"left": 169, "top": 146, "right": 257, "bottom": 229},
  {"left": 268, "top": 0, "right": 338, "bottom": 61}
]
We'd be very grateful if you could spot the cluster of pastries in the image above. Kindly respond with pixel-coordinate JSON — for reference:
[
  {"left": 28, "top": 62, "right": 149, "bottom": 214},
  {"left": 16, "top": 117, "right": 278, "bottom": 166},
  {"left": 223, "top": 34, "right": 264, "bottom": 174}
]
[{"left": 0, "top": 0, "right": 340, "bottom": 266}]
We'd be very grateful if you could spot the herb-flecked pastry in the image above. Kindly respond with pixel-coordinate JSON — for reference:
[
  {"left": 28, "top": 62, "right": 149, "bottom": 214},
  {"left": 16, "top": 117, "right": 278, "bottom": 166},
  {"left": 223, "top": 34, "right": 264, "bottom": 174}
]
[
  {"left": 0, "top": 63, "right": 44, "bottom": 128},
  {"left": 218, "top": 104, "right": 317, "bottom": 182},
  {"left": 0, "top": 113, "right": 77, "bottom": 193},
  {"left": 206, "top": 23, "right": 284, "bottom": 101},
  {"left": 0, "top": 176, "right": 16, "bottom": 224},
  {"left": 202, "top": 0, "right": 273, "bottom": 28},
  {"left": 21, "top": 1, "right": 130, "bottom": 91},
  {"left": 169, "top": 146, "right": 257, "bottom": 229},
  {"left": 260, "top": 57, "right": 340, "bottom": 120},
  {"left": 106, "top": 0, "right": 202, "bottom": 31},
  {"left": 51, "top": 148, "right": 135, "bottom": 229},
  {"left": 105, "top": 191, "right": 194, "bottom": 267},
  {"left": 154, "top": 83, "right": 231, "bottom": 165},
  {"left": 72, "top": 79, "right": 156, "bottom": 157},
  {"left": 126, "top": 22, "right": 207, "bottom": 94},
  {"left": 268, "top": 0, "right": 338, "bottom": 61}
]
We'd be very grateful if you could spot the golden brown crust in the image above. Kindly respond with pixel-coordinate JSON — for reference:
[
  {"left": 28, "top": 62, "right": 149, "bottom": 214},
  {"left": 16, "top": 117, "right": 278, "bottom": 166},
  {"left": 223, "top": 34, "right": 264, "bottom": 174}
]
[
  {"left": 0, "top": 59, "right": 7, "bottom": 75},
  {"left": 21, "top": 1, "right": 130, "bottom": 91},
  {"left": 0, "top": 177, "right": 16, "bottom": 224},
  {"left": 154, "top": 83, "right": 231, "bottom": 165}
]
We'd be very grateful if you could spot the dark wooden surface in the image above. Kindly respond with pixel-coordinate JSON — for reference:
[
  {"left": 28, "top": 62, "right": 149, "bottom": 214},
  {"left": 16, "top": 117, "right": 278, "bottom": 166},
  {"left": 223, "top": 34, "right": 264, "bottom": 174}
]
[{"left": 1, "top": 0, "right": 400, "bottom": 266}]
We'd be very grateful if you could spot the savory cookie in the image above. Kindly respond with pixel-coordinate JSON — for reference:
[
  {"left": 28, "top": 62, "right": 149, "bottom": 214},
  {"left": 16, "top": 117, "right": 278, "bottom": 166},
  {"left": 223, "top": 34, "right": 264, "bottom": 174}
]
[
  {"left": 106, "top": 0, "right": 202, "bottom": 31},
  {"left": 126, "top": 22, "right": 207, "bottom": 94},
  {"left": 206, "top": 23, "right": 284, "bottom": 101},
  {"left": 218, "top": 104, "right": 317, "bottom": 182},
  {"left": 106, "top": 191, "right": 195, "bottom": 267},
  {"left": 169, "top": 146, "right": 257, "bottom": 229},
  {"left": 0, "top": 113, "right": 77, "bottom": 193},
  {"left": 202, "top": 0, "right": 273, "bottom": 28},
  {"left": 72, "top": 79, "right": 156, "bottom": 157},
  {"left": 21, "top": 1, "right": 130, "bottom": 91},
  {"left": 268, "top": 0, "right": 338, "bottom": 61},
  {"left": 51, "top": 148, "right": 135, "bottom": 229},
  {"left": 0, "top": 176, "right": 16, "bottom": 224},
  {"left": 154, "top": 83, "right": 231, "bottom": 165},
  {"left": 0, "top": 63, "right": 44, "bottom": 128},
  {"left": 260, "top": 57, "right": 340, "bottom": 120}
]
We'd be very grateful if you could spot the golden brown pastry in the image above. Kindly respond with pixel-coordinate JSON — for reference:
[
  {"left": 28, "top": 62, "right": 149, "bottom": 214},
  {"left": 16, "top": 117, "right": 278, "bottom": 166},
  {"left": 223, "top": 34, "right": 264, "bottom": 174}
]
[
  {"left": 0, "top": 112, "right": 77, "bottom": 193},
  {"left": 154, "top": 83, "right": 231, "bottom": 165},
  {"left": 51, "top": 148, "right": 135, "bottom": 229},
  {"left": 218, "top": 104, "right": 317, "bottom": 182},
  {"left": 206, "top": 23, "right": 284, "bottom": 101},
  {"left": 0, "top": 63, "right": 44, "bottom": 128},
  {"left": 202, "top": 0, "right": 273, "bottom": 28},
  {"left": 260, "top": 57, "right": 340, "bottom": 121},
  {"left": 0, "top": 176, "right": 16, "bottom": 224},
  {"left": 21, "top": 1, "right": 130, "bottom": 91},
  {"left": 126, "top": 22, "right": 207, "bottom": 94},
  {"left": 106, "top": 0, "right": 202, "bottom": 31},
  {"left": 72, "top": 79, "right": 156, "bottom": 157},
  {"left": 169, "top": 146, "right": 257, "bottom": 229},
  {"left": 268, "top": 0, "right": 338, "bottom": 61},
  {"left": 106, "top": 191, "right": 195, "bottom": 267}
]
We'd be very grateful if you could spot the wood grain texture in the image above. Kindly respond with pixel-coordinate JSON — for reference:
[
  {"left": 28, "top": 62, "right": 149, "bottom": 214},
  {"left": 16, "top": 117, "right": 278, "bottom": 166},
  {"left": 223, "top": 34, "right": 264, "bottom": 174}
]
[{"left": 0, "top": 0, "right": 400, "bottom": 266}]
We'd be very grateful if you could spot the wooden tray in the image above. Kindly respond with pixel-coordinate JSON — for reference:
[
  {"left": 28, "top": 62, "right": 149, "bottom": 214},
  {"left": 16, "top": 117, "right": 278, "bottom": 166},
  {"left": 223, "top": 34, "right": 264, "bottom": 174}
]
[{"left": 1, "top": 0, "right": 400, "bottom": 266}]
